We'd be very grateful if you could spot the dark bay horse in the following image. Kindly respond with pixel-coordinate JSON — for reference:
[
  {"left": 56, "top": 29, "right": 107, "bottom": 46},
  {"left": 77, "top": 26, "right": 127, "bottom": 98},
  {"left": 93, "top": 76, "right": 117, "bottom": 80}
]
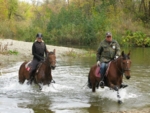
[
  {"left": 19, "top": 49, "right": 56, "bottom": 90},
  {"left": 88, "top": 51, "right": 131, "bottom": 102}
]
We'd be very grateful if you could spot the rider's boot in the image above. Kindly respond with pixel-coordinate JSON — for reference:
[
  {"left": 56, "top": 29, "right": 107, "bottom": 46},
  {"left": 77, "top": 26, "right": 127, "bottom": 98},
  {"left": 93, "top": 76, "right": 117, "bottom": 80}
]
[
  {"left": 99, "top": 80, "right": 104, "bottom": 88},
  {"left": 99, "top": 63, "right": 106, "bottom": 88},
  {"left": 27, "top": 72, "right": 34, "bottom": 85},
  {"left": 99, "top": 75, "right": 104, "bottom": 88},
  {"left": 120, "top": 83, "right": 128, "bottom": 88}
]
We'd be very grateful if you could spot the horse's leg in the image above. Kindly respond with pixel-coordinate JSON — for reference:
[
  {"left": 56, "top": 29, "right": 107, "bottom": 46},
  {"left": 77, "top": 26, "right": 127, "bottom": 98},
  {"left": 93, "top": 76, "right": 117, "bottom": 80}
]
[
  {"left": 19, "top": 77, "right": 25, "bottom": 84},
  {"left": 109, "top": 83, "right": 122, "bottom": 103},
  {"left": 38, "top": 83, "right": 42, "bottom": 90},
  {"left": 109, "top": 82, "right": 119, "bottom": 91},
  {"left": 19, "top": 73, "right": 25, "bottom": 84},
  {"left": 90, "top": 75, "right": 96, "bottom": 92},
  {"left": 19, "top": 70, "right": 26, "bottom": 84},
  {"left": 92, "top": 81, "right": 96, "bottom": 92},
  {"left": 110, "top": 84, "right": 122, "bottom": 104},
  {"left": 51, "top": 79, "right": 55, "bottom": 83},
  {"left": 117, "top": 90, "right": 122, "bottom": 104}
]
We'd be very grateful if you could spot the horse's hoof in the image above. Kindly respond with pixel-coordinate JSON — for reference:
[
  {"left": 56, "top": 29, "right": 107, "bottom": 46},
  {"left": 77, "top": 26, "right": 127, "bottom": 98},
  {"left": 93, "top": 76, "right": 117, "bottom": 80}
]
[
  {"left": 121, "top": 84, "right": 128, "bottom": 88},
  {"left": 114, "top": 87, "right": 119, "bottom": 91},
  {"left": 87, "top": 84, "right": 92, "bottom": 89},
  {"left": 99, "top": 81, "right": 104, "bottom": 88},
  {"left": 52, "top": 80, "right": 55, "bottom": 83},
  {"left": 117, "top": 94, "right": 120, "bottom": 98},
  {"left": 27, "top": 81, "right": 30, "bottom": 85},
  {"left": 39, "top": 87, "right": 42, "bottom": 90},
  {"left": 118, "top": 100, "right": 122, "bottom": 104}
]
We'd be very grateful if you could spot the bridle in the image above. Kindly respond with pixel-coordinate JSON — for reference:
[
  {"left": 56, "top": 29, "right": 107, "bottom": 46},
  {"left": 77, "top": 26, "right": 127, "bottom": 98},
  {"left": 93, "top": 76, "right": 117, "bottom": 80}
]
[
  {"left": 116, "top": 56, "right": 130, "bottom": 74},
  {"left": 46, "top": 52, "right": 56, "bottom": 68}
]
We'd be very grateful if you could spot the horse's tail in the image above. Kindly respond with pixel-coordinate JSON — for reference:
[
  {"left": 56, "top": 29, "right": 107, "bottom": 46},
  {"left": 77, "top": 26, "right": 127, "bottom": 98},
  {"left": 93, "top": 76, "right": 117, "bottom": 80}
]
[{"left": 18, "top": 61, "right": 28, "bottom": 84}]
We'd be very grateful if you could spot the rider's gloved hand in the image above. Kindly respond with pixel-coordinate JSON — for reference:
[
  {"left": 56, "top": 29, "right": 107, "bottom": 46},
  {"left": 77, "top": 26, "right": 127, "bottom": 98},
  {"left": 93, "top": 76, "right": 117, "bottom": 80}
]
[
  {"left": 114, "top": 56, "right": 119, "bottom": 60},
  {"left": 97, "top": 61, "right": 100, "bottom": 66}
]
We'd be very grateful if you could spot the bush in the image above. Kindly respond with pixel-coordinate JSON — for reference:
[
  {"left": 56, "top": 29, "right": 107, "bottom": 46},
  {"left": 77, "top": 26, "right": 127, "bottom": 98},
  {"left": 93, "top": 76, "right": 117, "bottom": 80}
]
[
  {"left": 122, "top": 31, "right": 150, "bottom": 47},
  {"left": 47, "top": 5, "right": 107, "bottom": 46}
]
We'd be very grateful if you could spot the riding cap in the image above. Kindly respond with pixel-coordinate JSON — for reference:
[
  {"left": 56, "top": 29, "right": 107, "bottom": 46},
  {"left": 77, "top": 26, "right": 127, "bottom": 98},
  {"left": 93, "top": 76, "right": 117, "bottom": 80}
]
[
  {"left": 36, "top": 33, "right": 43, "bottom": 38},
  {"left": 106, "top": 32, "right": 112, "bottom": 37}
]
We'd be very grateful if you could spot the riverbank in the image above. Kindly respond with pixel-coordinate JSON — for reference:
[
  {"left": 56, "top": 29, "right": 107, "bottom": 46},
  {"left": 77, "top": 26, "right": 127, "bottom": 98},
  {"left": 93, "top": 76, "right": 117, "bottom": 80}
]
[{"left": 0, "top": 39, "right": 84, "bottom": 67}]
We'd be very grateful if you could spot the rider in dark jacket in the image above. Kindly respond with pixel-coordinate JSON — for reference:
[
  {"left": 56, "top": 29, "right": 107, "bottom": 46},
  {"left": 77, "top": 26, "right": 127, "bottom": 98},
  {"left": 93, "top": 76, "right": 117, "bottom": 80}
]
[{"left": 28, "top": 33, "right": 48, "bottom": 84}]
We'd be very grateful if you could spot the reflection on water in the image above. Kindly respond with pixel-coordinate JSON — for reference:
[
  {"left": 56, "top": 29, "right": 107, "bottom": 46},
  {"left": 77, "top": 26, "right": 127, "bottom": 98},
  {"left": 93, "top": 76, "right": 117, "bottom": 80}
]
[{"left": 0, "top": 48, "right": 150, "bottom": 113}]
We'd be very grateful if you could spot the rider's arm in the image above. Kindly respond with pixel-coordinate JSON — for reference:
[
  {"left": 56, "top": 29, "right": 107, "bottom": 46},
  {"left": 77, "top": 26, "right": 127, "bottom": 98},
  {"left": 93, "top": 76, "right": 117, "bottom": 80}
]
[{"left": 96, "top": 43, "right": 103, "bottom": 61}]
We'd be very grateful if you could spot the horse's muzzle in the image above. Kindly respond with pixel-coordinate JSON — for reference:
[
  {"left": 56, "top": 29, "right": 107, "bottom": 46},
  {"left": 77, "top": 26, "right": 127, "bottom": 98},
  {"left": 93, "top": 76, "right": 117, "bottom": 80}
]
[
  {"left": 51, "top": 66, "right": 56, "bottom": 70},
  {"left": 125, "top": 75, "right": 130, "bottom": 79}
]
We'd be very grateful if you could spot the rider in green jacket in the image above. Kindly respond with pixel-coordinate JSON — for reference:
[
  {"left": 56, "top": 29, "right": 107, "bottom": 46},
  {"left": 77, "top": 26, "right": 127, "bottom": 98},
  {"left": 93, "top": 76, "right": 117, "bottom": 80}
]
[
  {"left": 88, "top": 32, "right": 128, "bottom": 88},
  {"left": 96, "top": 32, "right": 121, "bottom": 87}
]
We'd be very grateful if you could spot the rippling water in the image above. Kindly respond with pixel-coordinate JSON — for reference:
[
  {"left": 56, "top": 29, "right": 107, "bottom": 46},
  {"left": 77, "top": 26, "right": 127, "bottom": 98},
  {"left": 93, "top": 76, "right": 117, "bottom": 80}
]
[{"left": 0, "top": 48, "right": 150, "bottom": 113}]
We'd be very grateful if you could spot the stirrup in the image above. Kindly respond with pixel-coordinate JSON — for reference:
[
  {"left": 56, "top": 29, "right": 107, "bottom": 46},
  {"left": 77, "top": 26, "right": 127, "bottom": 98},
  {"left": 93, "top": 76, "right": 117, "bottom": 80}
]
[
  {"left": 87, "top": 83, "right": 92, "bottom": 89},
  {"left": 99, "top": 81, "right": 104, "bottom": 88},
  {"left": 27, "top": 79, "right": 31, "bottom": 85},
  {"left": 27, "top": 77, "right": 33, "bottom": 85}
]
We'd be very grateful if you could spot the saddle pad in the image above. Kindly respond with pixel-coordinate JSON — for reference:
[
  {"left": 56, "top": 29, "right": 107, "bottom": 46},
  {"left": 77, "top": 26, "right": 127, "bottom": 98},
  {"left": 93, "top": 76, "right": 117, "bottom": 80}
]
[
  {"left": 25, "top": 61, "right": 31, "bottom": 71},
  {"left": 95, "top": 66, "right": 101, "bottom": 78}
]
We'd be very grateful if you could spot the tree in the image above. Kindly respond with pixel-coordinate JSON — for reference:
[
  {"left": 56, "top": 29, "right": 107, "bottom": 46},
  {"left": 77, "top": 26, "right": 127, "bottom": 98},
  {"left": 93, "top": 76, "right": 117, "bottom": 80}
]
[{"left": 7, "top": 0, "right": 18, "bottom": 20}]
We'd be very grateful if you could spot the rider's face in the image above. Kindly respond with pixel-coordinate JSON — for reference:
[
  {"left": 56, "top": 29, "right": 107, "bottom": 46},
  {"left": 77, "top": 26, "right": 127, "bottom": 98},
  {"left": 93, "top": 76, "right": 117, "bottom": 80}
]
[
  {"left": 106, "top": 36, "right": 112, "bottom": 42},
  {"left": 37, "top": 37, "right": 42, "bottom": 42}
]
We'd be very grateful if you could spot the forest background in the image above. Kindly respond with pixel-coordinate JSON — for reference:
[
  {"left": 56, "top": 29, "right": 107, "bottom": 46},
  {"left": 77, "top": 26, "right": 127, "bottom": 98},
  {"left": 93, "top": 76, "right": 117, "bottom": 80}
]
[{"left": 0, "top": 0, "right": 150, "bottom": 48}]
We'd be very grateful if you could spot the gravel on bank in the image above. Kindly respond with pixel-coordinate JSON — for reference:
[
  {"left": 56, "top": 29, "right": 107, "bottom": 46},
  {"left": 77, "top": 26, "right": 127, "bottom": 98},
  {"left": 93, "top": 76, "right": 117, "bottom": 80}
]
[{"left": 0, "top": 39, "right": 83, "bottom": 67}]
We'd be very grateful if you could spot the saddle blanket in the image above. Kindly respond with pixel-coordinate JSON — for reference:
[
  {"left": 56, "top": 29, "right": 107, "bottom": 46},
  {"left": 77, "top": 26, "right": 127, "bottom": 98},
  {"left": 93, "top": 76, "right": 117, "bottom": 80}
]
[
  {"left": 25, "top": 61, "right": 31, "bottom": 71},
  {"left": 95, "top": 66, "right": 101, "bottom": 77},
  {"left": 95, "top": 62, "right": 111, "bottom": 78}
]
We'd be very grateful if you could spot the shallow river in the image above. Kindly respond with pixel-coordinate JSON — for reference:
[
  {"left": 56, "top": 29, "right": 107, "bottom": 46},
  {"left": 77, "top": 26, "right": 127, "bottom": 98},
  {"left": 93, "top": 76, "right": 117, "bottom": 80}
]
[{"left": 0, "top": 48, "right": 150, "bottom": 113}]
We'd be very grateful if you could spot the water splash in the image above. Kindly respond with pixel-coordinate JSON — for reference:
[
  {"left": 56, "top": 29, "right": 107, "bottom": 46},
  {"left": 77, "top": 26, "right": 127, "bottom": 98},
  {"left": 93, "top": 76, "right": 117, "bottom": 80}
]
[
  {"left": 94, "top": 87, "right": 138, "bottom": 102},
  {"left": 41, "top": 83, "right": 74, "bottom": 92}
]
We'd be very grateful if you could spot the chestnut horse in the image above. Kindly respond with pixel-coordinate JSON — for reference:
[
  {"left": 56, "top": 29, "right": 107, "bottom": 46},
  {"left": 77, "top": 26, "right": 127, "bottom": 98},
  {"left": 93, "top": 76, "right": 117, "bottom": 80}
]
[
  {"left": 88, "top": 51, "right": 131, "bottom": 102},
  {"left": 19, "top": 49, "right": 56, "bottom": 90}
]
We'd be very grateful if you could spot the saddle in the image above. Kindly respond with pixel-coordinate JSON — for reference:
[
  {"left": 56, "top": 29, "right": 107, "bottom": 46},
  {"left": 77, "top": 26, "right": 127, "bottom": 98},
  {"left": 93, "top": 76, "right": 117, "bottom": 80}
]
[
  {"left": 95, "top": 62, "right": 111, "bottom": 78},
  {"left": 25, "top": 61, "right": 42, "bottom": 73}
]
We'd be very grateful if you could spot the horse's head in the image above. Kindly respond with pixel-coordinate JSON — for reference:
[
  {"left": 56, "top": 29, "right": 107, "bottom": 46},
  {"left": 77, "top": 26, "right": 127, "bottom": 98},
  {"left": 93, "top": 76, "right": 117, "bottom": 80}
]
[
  {"left": 121, "top": 51, "right": 131, "bottom": 79},
  {"left": 46, "top": 49, "right": 56, "bottom": 70}
]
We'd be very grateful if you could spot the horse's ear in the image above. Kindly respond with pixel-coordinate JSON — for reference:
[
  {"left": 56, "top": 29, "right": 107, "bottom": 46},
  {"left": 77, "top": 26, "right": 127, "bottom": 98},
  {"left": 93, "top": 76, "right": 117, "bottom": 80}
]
[
  {"left": 46, "top": 49, "right": 49, "bottom": 53},
  {"left": 128, "top": 51, "right": 131, "bottom": 56},
  {"left": 121, "top": 51, "right": 124, "bottom": 56},
  {"left": 53, "top": 49, "right": 56, "bottom": 54}
]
